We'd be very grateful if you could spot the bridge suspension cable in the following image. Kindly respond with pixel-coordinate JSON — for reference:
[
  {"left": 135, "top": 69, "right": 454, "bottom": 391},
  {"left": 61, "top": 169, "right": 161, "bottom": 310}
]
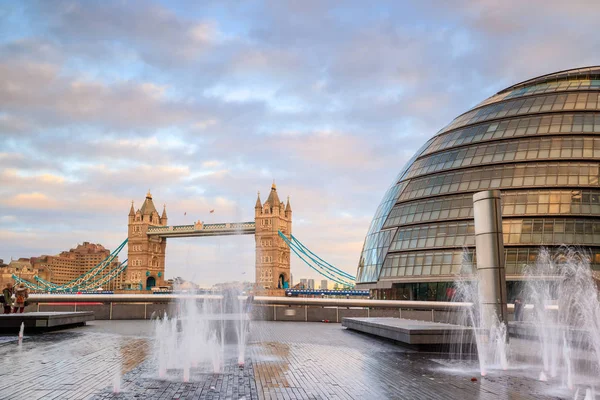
[
  {"left": 13, "top": 239, "right": 128, "bottom": 292},
  {"left": 12, "top": 275, "right": 47, "bottom": 291},
  {"left": 278, "top": 231, "right": 355, "bottom": 287},
  {"left": 289, "top": 235, "right": 356, "bottom": 280},
  {"left": 33, "top": 238, "right": 128, "bottom": 291},
  {"left": 14, "top": 260, "right": 128, "bottom": 292},
  {"left": 77, "top": 259, "right": 128, "bottom": 291}
]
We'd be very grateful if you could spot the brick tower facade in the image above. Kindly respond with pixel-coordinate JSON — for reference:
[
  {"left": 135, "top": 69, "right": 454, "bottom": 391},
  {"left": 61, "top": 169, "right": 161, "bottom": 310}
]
[
  {"left": 126, "top": 191, "right": 167, "bottom": 290},
  {"left": 254, "top": 183, "right": 292, "bottom": 295}
]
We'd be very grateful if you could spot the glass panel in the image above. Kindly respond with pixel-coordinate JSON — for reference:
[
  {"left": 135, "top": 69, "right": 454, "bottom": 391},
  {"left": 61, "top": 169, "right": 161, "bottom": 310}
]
[
  {"left": 437, "top": 92, "right": 600, "bottom": 136},
  {"left": 380, "top": 247, "right": 600, "bottom": 279},
  {"left": 501, "top": 218, "right": 600, "bottom": 245},
  {"left": 405, "top": 136, "right": 600, "bottom": 180},
  {"left": 386, "top": 189, "right": 600, "bottom": 229},
  {"left": 400, "top": 162, "right": 600, "bottom": 202},
  {"left": 422, "top": 112, "right": 600, "bottom": 156},
  {"left": 392, "top": 221, "right": 475, "bottom": 250}
]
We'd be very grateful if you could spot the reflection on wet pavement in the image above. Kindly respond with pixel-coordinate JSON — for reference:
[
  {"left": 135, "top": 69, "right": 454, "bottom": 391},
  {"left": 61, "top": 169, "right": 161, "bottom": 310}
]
[
  {"left": 252, "top": 342, "right": 291, "bottom": 390},
  {"left": 0, "top": 328, "right": 150, "bottom": 399},
  {"left": 0, "top": 320, "right": 585, "bottom": 399}
]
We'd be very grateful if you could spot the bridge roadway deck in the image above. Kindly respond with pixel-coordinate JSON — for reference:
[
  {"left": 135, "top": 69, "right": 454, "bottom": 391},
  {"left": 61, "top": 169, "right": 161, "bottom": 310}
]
[
  {"left": 146, "top": 222, "right": 255, "bottom": 238},
  {"left": 0, "top": 320, "right": 582, "bottom": 399}
]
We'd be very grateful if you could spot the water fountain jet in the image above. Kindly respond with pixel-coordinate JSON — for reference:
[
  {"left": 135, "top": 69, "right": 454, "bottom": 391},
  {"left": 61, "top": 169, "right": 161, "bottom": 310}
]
[
  {"left": 153, "top": 287, "right": 251, "bottom": 381},
  {"left": 17, "top": 322, "right": 24, "bottom": 347},
  {"left": 453, "top": 191, "right": 600, "bottom": 397}
]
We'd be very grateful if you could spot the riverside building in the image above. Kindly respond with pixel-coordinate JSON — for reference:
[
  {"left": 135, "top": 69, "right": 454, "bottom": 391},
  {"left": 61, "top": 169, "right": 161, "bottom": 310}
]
[{"left": 356, "top": 67, "right": 600, "bottom": 300}]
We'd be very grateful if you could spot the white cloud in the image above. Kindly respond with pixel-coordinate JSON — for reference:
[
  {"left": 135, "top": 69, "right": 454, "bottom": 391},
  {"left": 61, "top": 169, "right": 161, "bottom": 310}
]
[
  {"left": 201, "top": 160, "right": 223, "bottom": 168},
  {"left": 190, "top": 22, "right": 218, "bottom": 43},
  {"left": 192, "top": 119, "right": 219, "bottom": 130},
  {"left": 2, "top": 192, "right": 61, "bottom": 209}
]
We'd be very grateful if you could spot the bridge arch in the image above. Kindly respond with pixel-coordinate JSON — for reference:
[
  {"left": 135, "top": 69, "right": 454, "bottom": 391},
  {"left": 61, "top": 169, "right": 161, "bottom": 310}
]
[
  {"left": 278, "top": 273, "right": 289, "bottom": 289},
  {"left": 146, "top": 276, "right": 156, "bottom": 290}
]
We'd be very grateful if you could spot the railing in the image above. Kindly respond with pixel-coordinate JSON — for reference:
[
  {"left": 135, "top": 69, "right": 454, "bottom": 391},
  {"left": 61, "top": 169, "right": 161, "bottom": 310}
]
[
  {"left": 286, "top": 289, "right": 369, "bottom": 296},
  {"left": 147, "top": 222, "right": 255, "bottom": 234},
  {"left": 27, "top": 294, "right": 472, "bottom": 309},
  {"left": 228, "top": 222, "right": 256, "bottom": 229},
  {"left": 147, "top": 225, "right": 193, "bottom": 233},
  {"left": 25, "top": 294, "right": 548, "bottom": 322},
  {"left": 26, "top": 294, "right": 561, "bottom": 314}
]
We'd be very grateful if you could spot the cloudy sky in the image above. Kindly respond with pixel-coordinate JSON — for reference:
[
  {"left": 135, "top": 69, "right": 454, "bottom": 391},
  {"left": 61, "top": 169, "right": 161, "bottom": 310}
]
[{"left": 1, "top": 1, "right": 598, "bottom": 286}]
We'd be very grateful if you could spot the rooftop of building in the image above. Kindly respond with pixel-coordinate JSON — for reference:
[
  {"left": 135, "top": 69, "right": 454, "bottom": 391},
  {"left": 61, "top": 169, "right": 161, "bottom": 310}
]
[{"left": 498, "top": 65, "right": 600, "bottom": 94}]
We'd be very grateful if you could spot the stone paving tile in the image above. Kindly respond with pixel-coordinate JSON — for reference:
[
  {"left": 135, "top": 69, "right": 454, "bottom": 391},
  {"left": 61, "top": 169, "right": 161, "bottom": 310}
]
[
  {"left": 0, "top": 321, "right": 595, "bottom": 400},
  {"left": 0, "top": 328, "right": 149, "bottom": 400}
]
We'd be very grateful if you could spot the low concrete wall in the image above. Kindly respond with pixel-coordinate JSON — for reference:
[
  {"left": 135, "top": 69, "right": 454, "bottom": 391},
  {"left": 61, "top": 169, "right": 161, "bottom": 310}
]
[
  {"left": 369, "top": 309, "right": 400, "bottom": 318},
  {"left": 434, "top": 311, "right": 463, "bottom": 324},
  {"left": 337, "top": 308, "right": 368, "bottom": 320},
  {"left": 76, "top": 304, "right": 111, "bottom": 320},
  {"left": 111, "top": 304, "right": 145, "bottom": 320},
  {"left": 275, "top": 305, "right": 306, "bottom": 321},
  {"left": 400, "top": 310, "right": 433, "bottom": 322},
  {"left": 25, "top": 299, "right": 516, "bottom": 324},
  {"left": 146, "top": 303, "right": 175, "bottom": 319},
  {"left": 38, "top": 305, "right": 76, "bottom": 313},
  {"left": 25, "top": 303, "right": 489, "bottom": 323},
  {"left": 252, "top": 304, "right": 274, "bottom": 321},
  {"left": 253, "top": 305, "right": 369, "bottom": 323},
  {"left": 255, "top": 305, "right": 396, "bottom": 323},
  {"left": 307, "top": 306, "right": 337, "bottom": 322}
]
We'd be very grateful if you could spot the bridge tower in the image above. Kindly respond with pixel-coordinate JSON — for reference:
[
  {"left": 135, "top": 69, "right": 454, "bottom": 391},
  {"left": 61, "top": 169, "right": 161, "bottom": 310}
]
[
  {"left": 255, "top": 183, "right": 292, "bottom": 295},
  {"left": 126, "top": 191, "right": 167, "bottom": 290}
]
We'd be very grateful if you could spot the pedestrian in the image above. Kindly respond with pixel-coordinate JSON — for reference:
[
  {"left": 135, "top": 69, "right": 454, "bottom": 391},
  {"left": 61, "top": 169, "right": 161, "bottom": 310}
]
[
  {"left": 446, "top": 287, "right": 456, "bottom": 301},
  {"left": 245, "top": 292, "right": 254, "bottom": 313},
  {"left": 2, "top": 283, "right": 13, "bottom": 314},
  {"left": 514, "top": 297, "right": 523, "bottom": 322},
  {"left": 12, "top": 283, "right": 28, "bottom": 314}
]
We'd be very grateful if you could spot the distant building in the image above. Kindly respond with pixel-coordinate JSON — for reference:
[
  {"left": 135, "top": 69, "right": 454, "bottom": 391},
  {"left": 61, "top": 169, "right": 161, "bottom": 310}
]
[
  {"left": 320, "top": 279, "right": 328, "bottom": 290},
  {"left": 300, "top": 278, "right": 308, "bottom": 289},
  {"left": 1, "top": 242, "right": 123, "bottom": 291},
  {"left": 36, "top": 242, "right": 120, "bottom": 286},
  {"left": 307, "top": 279, "right": 315, "bottom": 289},
  {"left": 0, "top": 258, "right": 47, "bottom": 290}
]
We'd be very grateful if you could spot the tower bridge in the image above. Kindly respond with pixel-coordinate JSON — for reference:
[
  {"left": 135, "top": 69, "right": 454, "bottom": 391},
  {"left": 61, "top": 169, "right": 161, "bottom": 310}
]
[{"left": 125, "top": 183, "right": 292, "bottom": 295}]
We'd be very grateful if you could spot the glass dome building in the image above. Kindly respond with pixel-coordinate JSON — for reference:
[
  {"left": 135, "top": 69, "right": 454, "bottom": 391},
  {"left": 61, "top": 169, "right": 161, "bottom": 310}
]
[{"left": 356, "top": 66, "right": 600, "bottom": 300}]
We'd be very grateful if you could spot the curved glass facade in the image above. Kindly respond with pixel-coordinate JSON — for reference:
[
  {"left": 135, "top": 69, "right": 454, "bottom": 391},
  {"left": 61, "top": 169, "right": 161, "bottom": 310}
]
[
  {"left": 357, "top": 67, "right": 600, "bottom": 292},
  {"left": 423, "top": 113, "right": 600, "bottom": 156}
]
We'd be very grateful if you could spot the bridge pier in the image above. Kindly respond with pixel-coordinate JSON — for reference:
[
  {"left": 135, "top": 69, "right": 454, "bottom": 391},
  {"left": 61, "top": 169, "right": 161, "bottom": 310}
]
[{"left": 254, "top": 183, "right": 292, "bottom": 294}]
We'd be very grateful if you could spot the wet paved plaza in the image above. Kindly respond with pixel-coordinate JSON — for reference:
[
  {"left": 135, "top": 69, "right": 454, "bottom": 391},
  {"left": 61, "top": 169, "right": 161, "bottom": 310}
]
[{"left": 0, "top": 320, "right": 593, "bottom": 399}]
